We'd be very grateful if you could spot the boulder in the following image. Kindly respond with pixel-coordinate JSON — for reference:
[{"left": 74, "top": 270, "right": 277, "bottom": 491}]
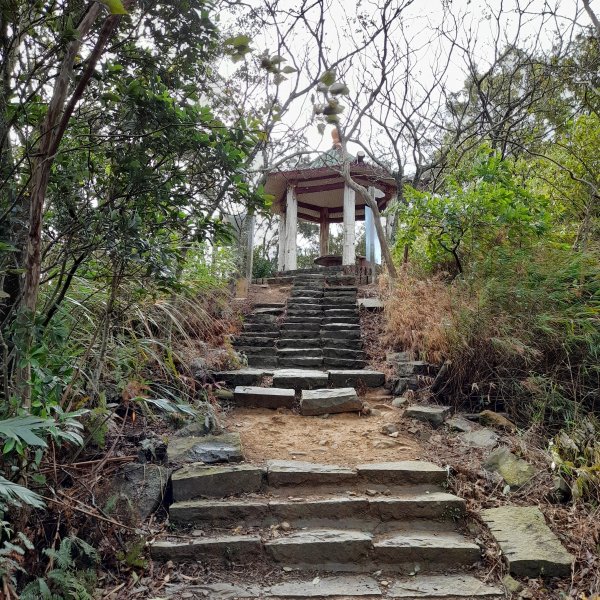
[
  {"left": 111, "top": 463, "right": 170, "bottom": 520},
  {"left": 446, "top": 415, "right": 474, "bottom": 433},
  {"left": 483, "top": 447, "right": 535, "bottom": 489},
  {"left": 461, "top": 428, "right": 499, "bottom": 448},
  {"left": 392, "top": 397, "right": 407, "bottom": 408},
  {"left": 300, "top": 388, "right": 363, "bottom": 416},
  {"left": 405, "top": 405, "right": 451, "bottom": 427},
  {"left": 479, "top": 410, "right": 517, "bottom": 432}
]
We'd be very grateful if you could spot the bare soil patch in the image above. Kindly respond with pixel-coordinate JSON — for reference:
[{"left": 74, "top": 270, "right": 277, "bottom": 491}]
[{"left": 222, "top": 400, "right": 421, "bottom": 467}]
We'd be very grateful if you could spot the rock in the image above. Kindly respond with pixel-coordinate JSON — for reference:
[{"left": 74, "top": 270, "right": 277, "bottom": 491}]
[
  {"left": 374, "top": 440, "right": 397, "bottom": 449},
  {"left": 483, "top": 447, "right": 535, "bottom": 489},
  {"left": 357, "top": 298, "right": 384, "bottom": 310},
  {"left": 111, "top": 463, "right": 170, "bottom": 520},
  {"left": 387, "top": 351, "right": 412, "bottom": 363},
  {"left": 479, "top": 410, "right": 517, "bottom": 431},
  {"left": 390, "top": 574, "right": 503, "bottom": 597},
  {"left": 214, "top": 368, "right": 269, "bottom": 387},
  {"left": 446, "top": 415, "right": 474, "bottom": 433},
  {"left": 503, "top": 574, "right": 523, "bottom": 593},
  {"left": 392, "top": 378, "right": 408, "bottom": 396},
  {"left": 381, "top": 423, "right": 399, "bottom": 435},
  {"left": 168, "top": 433, "right": 243, "bottom": 465},
  {"left": 175, "top": 402, "right": 220, "bottom": 436},
  {"left": 397, "top": 360, "right": 432, "bottom": 377},
  {"left": 214, "top": 388, "right": 234, "bottom": 401},
  {"left": 482, "top": 506, "right": 574, "bottom": 577},
  {"left": 272, "top": 369, "right": 328, "bottom": 390},
  {"left": 300, "top": 388, "right": 362, "bottom": 416},
  {"left": 461, "top": 428, "right": 499, "bottom": 448},
  {"left": 405, "top": 405, "right": 451, "bottom": 427},
  {"left": 392, "top": 397, "right": 407, "bottom": 408},
  {"left": 137, "top": 436, "right": 168, "bottom": 464}
]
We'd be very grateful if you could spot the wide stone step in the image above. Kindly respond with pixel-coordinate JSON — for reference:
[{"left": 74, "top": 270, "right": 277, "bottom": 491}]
[
  {"left": 278, "top": 330, "right": 319, "bottom": 339},
  {"left": 324, "top": 309, "right": 359, "bottom": 317},
  {"left": 286, "top": 309, "right": 323, "bottom": 317},
  {"left": 279, "top": 357, "right": 323, "bottom": 368},
  {"left": 247, "top": 314, "right": 278, "bottom": 323},
  {"left": 267, "top": 460, "right": 356, "bottom": 486},
  {"left": 281, "top": 322, "right": 321, "bottom": 331},
  {"left": 328, "top": 370, "right": 385, "bottom": 387},
  {"left": 169, "top": 491, "right": 465, "bottom": 526},
  {"left": 284, "top": 316, "right": 323, "bottom": 324},
  {"left": 285, "top": 302, "right": 322, "bottom": 310},
  {"left": 320, "top": 303, "right": 358, "bottom": 310},
  {"left": 266, "top": 529, "right": 372, "bottom": 565},
  {"left": 300, "top": 387, "right": 362, "bottom": 416},
  {"left": 247, "top": 356, "right": 278, "bottom": 368},
  {"left": 277, "top": 348, "right": 323, "bottom": 358},
  {"left": 322, "top": 322, "right": 361, "bottom": 331},
  {"left": 233, "top": 386, "right": 295, "bottom": 409},
  {"left": 356, "top": 462, "right": 447, "bottom": 485},
  {"left": 215, "top": 368, "right": 270, "bottom": 387},
  {"left": 272, "top": 369, "right": 329, "bottom": 389},
  {"left": 323, "top": 358, "right": 367, "bottom": 369},
  {"left": 323, "top": 347, "right": 367, "bottom": 360},
  {"left": 255, "top": 307, "right": 285, "bottom": 316},
  {"left": 324, "top": 285, "right": 357, "bottom": 292},
  {"left": 254, "top": 303, "right": 286, "bottom": 309},
  {"left": 290, "top": 289, "right": 323, "bottom": 298},
  {"left": 373, "top": 530, "right": 480, "bottom": 567},
  {"left": 234, "top": 336, "right": 278, "bottom": 346},
  {"left": 234, "top": 346, "right": 276, "bottom": 357},
  {"left": 278, "top": 338, "right": 322, "bottom": 349},
  {"left": 242, "top": 324, "right": 280, "bottom": 334},
  {"left": 167, "top": 574, "right": 503, "bottom": 598},
  {"left": 150, "top": 535, "right": 262, "bottom": 562},
  {"left": 321, "top": 317, "right": 360, "bottom": 325},
  {"left": 320, "top": 330, "right": 361, "bottom": 340}
]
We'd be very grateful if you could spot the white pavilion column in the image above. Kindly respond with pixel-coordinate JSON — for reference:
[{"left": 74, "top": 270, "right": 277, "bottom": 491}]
[
  {"left": 284, "top": 184, "right": 298, "bottom": 271},
  {"left": 319, "top": 208, "right": 329, "bottom": 256},
  {"left": 277, "top": 212, "right": 287, "bottom": 271},
  {"left": 342, "top": 184, "right": 356, "bottom": 266}
]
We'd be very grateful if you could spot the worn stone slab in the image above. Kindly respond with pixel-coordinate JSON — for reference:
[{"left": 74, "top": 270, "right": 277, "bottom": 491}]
[
  {"left": 150, "top": 535, "right": 262, "bottom": 562},
  {"left": 321, "top": 322, "right": 361, "bottom": 330},
  {"left": 322, "top": 358, "right": 367, "bottom": 369},
  {"left": 320, "top": 328, "right": 361, "bottom": 339},
  {"left": 168, "top": 433, "right": 243, "bottom": 465},
  {"left": 234, "top": 386, "right": 295, "bottom": 409},
  {"left": 482, "top": 506, "right": 574, "bottom": 577},
  {"left": 374, "top": 530, "right": 480, "bottom": 566},
  {"left": 272, "top": 369, "right": 328, "bottom": 389},
  {"left": 172, "top": 463, "right": 263, "bottom": 501},
  {"left": 170, "top": 498, "right": 269, "bottom": 524},
  {"left": 266, "top": 529, "right": 372, "bottom": 564},
  {"left": 267, "top": 460, "right": 356, "bottom": 486},
  {"left": 279, "top": 357, "right": 324, "bottom": 368},
  {"left": 483, "top": 447, "right": 535, "bottom": 488},
  {"left": 370, "top": 492, "right": 465, "bottom": 520},
  {"left": 268, "top": 575, "right": 381, "bottom": 597},
  {"left": 323, "top": 348, "right": 366, "bottom": 360},
  {"left": 405, "top": 405, "right": 451, "bottom": 427},
  {"left": 357, "top": 298, "right": 384, "bottom": 310},
  {"left": 357, "top": 461, "right": 447, "bottom": 485},
  {"left": 390, "top": 574, "right": 503, "bottom": 598},
  {"left": 446, "top": 415, "right": 475, "bottom": 432},
  {"left": 278, "top": 338, "right": 322, "bottom": 348},
  {"left": 461, "top": 428, "right": 499, "bottom": 448},
  {"left": 269, "top": 497, "right": 369, "bottom": 521},
  {"left": 328, "top": 369, "right": 385, "bottom": 388},
  {"left": 167, "top": 582, "right": 261, "bottom": 599},
  {"left": 300, "top": 387, "right": 362, "bottom": 415},
  {"left": 214, "top": 368, "right": 268, "bottom": 387}
]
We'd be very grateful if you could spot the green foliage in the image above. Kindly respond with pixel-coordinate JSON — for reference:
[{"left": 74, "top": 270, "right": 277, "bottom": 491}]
[
  {"left": 394, "top": 148, "right": 550, "bottom": 274},
  {"left": 252, "top": 248, "right": 276, "bottom": 278},
  {"left": 20, "top": 537, "right": 99, "bottom": 600}
]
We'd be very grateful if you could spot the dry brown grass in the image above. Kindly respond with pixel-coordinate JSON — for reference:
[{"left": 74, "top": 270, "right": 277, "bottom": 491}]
[{"left": 381, "top": 272, "right": 457, "bottom": 364}]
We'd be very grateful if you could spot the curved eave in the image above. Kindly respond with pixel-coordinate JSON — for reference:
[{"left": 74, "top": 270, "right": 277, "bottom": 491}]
[{"left": 264, "top": 164, "right": 397, "bottom": 220}]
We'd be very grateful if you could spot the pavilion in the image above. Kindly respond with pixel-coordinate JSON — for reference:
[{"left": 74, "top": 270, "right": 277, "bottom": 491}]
[{"left": 264, "top": 133, "right": 397, "bottom": 272}]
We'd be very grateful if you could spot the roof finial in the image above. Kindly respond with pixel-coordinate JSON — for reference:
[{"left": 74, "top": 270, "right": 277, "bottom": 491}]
[{"left": 331, "top": 127, "right": 342, "bottom": 149}]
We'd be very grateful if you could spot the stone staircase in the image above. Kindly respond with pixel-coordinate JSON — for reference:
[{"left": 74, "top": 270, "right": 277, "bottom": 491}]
[
  {"left": 151, "top": 268, "right": 503, "bottom": 597},
  {"left": 234, "top": 271, "right": 366, "bottom": 370},
  {"left": 151, "top": 460, "right": 503, "bottom": 598}
]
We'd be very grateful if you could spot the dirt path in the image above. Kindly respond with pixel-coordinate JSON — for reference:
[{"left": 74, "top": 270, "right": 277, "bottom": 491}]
[{"left": 222, "top": 394, "right": 422, "bottom": 467}]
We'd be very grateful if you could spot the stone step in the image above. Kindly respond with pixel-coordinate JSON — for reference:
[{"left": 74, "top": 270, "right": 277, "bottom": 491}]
[
  {"left": 321, "top": 317, "right": 360, "bottom": 325},
  {"left": 286, "top": 309, "right": 323, "bottom": 317},
  {"left": 279, "top": 357, "right": 323, "bottom": 368},
  {"left": 254, "top": 303, "right": 286, "bottom": 309},
  {"left": 233, "top": 386, "right": 295, "bottom": 409},
  {"left": 324, "top": 309, "right": 359, "bottom": 317},
  {"left": 234, "top": 346, "right": 276, "bottom": 357},
  {"left": 323, "top": 358, "right": 368, "bottom": 369},
  {"left": 281, "top": 322, "right": 321, "bottom": 332},
  {"left": 167, "top": 574, "right": 503, "bottom": 598},
  {"left": 324, "top": 286, "right": 357, "bottom": 292},
  {"left": 285, "top": 302, "right": 322, "bottom": 310},
  {"left": 254, "top": 307, "right": 285, "bottom": 316},
  {"left": 150, "top": 535, "right": 262, "bottom": 562},
  {"left": 283, "top": 316, "right": 323, "bottom": 324},
  {"left": 322, "top": 322, "right": 361, "bottom": 331},
  {"left": 278, "top": 330, "right": 319, "bottom": 339},
  {"left": 356, "top": 462, "right": 447, "bottom": 485},
  {"left": 300, "top": 387, "right": 362, "bottom": 416},
  {"left": 265, "top": 529, "right": 372, "bottom": 565},
  {"left": 328, "top": 369, "right": 386, "bottom": 387},
  {"left": 267, "top": 460, "right": 356, "bottom": 486},
  {"left": 290, "top": 289, "right": 323, "bottom": 298},
  {"left": 214, "top": 368, "right": 270, "bottom": 387},
  {"left": 321, "top": 330, "right": 362, "bottom": 341},
  {"left": 272, "top": 369, "right": 329, "bottom": 389},
  {"left": 277, "top": 348, "right": 323, "bottom": 358},
  {"left": 172, "top": 463, "right": 265, "bottom": 502},
  {"left": 278, "top": 338, "right": 322, "bottom": 349},
  {"left": 320, "top": 303, "right": 357, "bottom": 310},
  {"left": 323, "top": 347, "right": 367, "bottom": 360},
  {"left": 169, "top": 491, "right": 465, "bottom": 526},
  {"left": 242, "top": 324, "right": 280, "bottom": 333},
  {"left": 246, "top": 357, "right": 278, "bottom": 368},
  {"left": 373, "top": 530, "right": 480, "bottom": 567},
  {"left": 246, "top": 314, "right": 278, "bottom": 323},
  {"left": 234, "top": 336, "right": 278, "bottom": 346}
]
